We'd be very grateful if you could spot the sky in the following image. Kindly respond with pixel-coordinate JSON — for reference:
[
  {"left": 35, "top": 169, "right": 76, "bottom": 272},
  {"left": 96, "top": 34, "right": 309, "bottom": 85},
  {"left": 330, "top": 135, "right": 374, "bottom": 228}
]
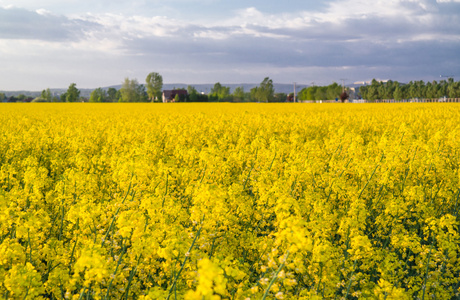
[{"left": 1, "top": 0, "right": 460, "bottom": 90}]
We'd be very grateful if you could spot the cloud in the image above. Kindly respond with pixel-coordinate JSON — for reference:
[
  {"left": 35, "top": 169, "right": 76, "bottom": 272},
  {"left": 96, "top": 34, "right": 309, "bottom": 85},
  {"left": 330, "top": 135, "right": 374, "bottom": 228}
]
[
  {"left": 0, "top": 6, "right": 99, "bottom": 41},
  {"left": 1, "top": 0, "right": 460, "bottom": 90}
]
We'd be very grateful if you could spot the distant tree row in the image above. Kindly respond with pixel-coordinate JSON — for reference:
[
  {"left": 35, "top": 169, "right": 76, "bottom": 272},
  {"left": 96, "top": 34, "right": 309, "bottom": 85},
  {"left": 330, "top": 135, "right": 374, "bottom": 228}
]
[
  {"left": 89, "top": 75, "right": 280, "bottom": 103},
  {"left": 298, "top": 82, "right": 343, "bottom": 101},
  {"left": 205, "top": 77, "right": 282, "bottom": 102},
  {"left": 1, "top": 74, "right": 287, "bottom": 103},
  {"left": 360, "top": 78, "right": 460, "bottom": 101},
  {"left": 3, "top": 76, "right": 460, "bottom": 103}
]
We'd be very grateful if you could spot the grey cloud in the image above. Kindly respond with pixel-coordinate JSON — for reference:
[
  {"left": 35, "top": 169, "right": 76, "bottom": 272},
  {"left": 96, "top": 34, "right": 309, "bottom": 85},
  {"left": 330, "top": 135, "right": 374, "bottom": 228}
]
[
  {"left": 0, "top": 7, "right": 100, "bottom": 41},
  {"left": 116, "top": 16, "right": 460, "bottom": 79},
  {"left": 2, "top": 0, "right": 460, "bottom": 89}
]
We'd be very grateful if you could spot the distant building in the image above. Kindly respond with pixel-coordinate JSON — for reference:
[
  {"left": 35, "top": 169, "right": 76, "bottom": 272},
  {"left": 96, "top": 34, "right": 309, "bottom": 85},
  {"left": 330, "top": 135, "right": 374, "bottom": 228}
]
[{"left": 162, "top": 89, "right": 188, "bottom": 103}]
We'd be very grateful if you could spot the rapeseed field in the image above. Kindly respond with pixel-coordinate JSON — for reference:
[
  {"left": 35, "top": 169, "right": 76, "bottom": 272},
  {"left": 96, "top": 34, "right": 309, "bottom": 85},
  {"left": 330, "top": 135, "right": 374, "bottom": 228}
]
[{"left": 0, "top": 103, "right": 459, "bottom": 299}]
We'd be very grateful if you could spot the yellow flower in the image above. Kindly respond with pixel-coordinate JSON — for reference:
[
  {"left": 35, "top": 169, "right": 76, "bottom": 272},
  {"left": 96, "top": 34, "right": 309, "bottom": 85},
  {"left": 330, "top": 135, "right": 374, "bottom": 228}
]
[{"left": 4, "top": 262, "right": 45, "bottom": 299}]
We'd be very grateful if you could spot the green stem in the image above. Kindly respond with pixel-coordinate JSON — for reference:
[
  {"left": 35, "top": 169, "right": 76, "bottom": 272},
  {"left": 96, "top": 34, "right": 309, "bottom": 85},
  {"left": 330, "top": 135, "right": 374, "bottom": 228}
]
[
  {"left": 123, "top": 255, "right": 141, "bottom": 300},
  {"left": 58, "top": 202, "right": 65, "bottom": 241},
  {"left": 101, "top": 182, "right": 133, "bottom": 247},
  {"left": 268, "top": 151, "right": 277, "bottom": 171},
  {"left": 167, "top": 224, "right": 203, "bottom": 300},
  {"left": 453, "top": 188, "right": 460, "bottom": 217},
  {"left": 104, "top": 243, "right": 127, "bottom": 300},
  {"left": 27, "top": 228, "right": 33, "bottom": 266},
  {"left": 77, "top": 287, "right": 86, "bottom": 300},
  {"left": 422, "top": 240, "right": 434, "bottom": 300},
  {"left": 345, "top": 259, "right": 358, "bottom": 298},
  {"left": 261, "top": 251, "right": 289, "bottom": 300},
  {"left": 358, "top": 163, "right": 380, "bottom": 199},
  {"left": 162, "top": 173, "right": 169, "bottom": 208}
]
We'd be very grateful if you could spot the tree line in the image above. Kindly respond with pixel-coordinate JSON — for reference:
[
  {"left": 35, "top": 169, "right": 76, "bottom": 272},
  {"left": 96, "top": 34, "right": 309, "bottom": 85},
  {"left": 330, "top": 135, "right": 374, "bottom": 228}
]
[
  {"left": 1, "top": 74, "right": 287, "bottom": 103},
  {"left": 4, "top": 75, "right": 459, "bottom": 103},
  {"left": 114, "top": 75, "right": 282, "bottom": 103},
  {"left": 297, "top": 82, "right": 344, "bottom": 101},
  {"left": 360, "top": 78, "right": 460, "bottom": 101}
]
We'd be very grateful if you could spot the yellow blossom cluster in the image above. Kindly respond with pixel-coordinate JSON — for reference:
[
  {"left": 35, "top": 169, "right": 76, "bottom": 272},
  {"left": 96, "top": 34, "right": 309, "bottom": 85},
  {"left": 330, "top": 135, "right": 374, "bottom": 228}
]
[{"left": 0, "top": 103, "right": 459, "bottom": 299}]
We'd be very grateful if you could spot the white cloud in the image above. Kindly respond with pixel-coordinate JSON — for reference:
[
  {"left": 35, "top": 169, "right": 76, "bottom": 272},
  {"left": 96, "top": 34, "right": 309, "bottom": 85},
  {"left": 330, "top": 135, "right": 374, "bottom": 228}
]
[{"left": 36, "top": 8, "right": 52, "bottom": 15}]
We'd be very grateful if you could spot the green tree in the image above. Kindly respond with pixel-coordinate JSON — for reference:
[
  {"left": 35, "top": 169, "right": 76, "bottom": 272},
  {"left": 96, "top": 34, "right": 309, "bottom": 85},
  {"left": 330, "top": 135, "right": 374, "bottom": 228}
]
[
  {"left": 298, "top": 88, "right": 307, "bottom": 100},
  {"left": 307, "top": 86, "right": 317, "bottom": 100},
  {"left": 326, "top": 82, "right": 341, "bottom": 100},
  {"left": 187, "top": 85, "right": 199, "bottom": 102},
  {"left": 65, "top": 83, "right": 80, "bottom": 102},
  {"left": 255, "top": 77, "right": 274, "bottom": 102},
  {"left": 426, "top": 81, "right": 440, "bottom": 99},
  {"left": 273, "top": 93, "right": 287, "bottom": 102},
  {"left": 120, "top": 78, "right": 147, "bottom": 102},
  {"left": 107, "top": 88, "right": 118, "bottom": 102},
  {"left": 210, "top": 82, "right": 231, "bottom": 101},
  {"left": 41, "top": 88, "right": 52, "bottom": 102},
  {"left": 250, "top": 86, "right": 258, "bottom": 102},
  {"left": 89, "top": 88, "right": 107, "bottom": 103},
  {"left": 394, "top": 86, "right": 403, "bottom": 101},
  {"left": 145, "top": 72, "right": 163, "bottom": 102},
  {"left": 0, "top": 93, "right": 5, "bottom": 102},
  {"left": 366, "top": 79, "right": 381, "bottom": 101},
  {"left": 314, "top": 86, "right": 327, "bottom": 101},
  {"left": 447, "top": 81, "right": 460, "bottom": 98},
  {"left": 406, "top": 81, "right": 416, "bottom": 99},
  {"left": 137, "top": 84, "right": 149, "bottom": 102},
  {"left": 232, "top": 86, "right": 245, "bottom": 102},
  {"left": 416, "top": 80, "right": 426, "bottom": 98}
]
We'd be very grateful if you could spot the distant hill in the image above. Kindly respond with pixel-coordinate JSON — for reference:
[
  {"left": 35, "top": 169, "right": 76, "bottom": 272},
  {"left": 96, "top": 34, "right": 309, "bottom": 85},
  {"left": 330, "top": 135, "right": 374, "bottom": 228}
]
[
  {"left": 1, "top": 83, "right": 309, "bottom": 98},
  {"left": 0, "top": 88, "right": 93, "bottom": 98}
]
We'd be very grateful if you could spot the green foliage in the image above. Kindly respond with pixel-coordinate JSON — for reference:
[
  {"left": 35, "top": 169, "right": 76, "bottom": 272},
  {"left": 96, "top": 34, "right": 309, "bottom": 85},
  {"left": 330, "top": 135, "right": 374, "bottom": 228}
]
[
  {"left": 137, "top": 84, "right": 148, "bottom": 102},
  {"left": 232, "top": 86, "right": 245, "bottom": 102},
  {"left": 360, "top": 78, "right": 460, "bottom": 100},
  {"left": 107, "top": 88, "right": 119, "bottom": 102},
  {"left": 188, "top": 90, "right": 208, "bottom": 102},
  {"left": 210, "top": 82, "right": 231, "bottom": 102},
  {"left": 187, "top": 86, "right": 200, "bottom": 102},
  {"left": 254, "top": 77, "right": 274, "bottom": 102},
  {"left": 41, "top": 88, "right": 53, "bottom": 102},
  {"left": 273, "top": 93, "right": 287, "bottom": 102},
  {"left": 65, "top": 83, "right": 80, "bottom": 102},
  {"left": 250, "top": 86, "right": 258, "bottom": 102},
  {"left": 119, "top": 78, "right": 148, "bottom": 102},
  {"left": 145, "top": 72, "right": 163, "bottom": 102},
  {"left": 447, "top": 81, "right": 460, "bottom": 98},
  {"left": 298, "top": 82, "right": 342, "bottom": 101},
  {"left": 393, "top": 86, "right": 403, "bottom": 101},
  {"left": 89, "top": 88, "right": 107, "bottom": 103}
]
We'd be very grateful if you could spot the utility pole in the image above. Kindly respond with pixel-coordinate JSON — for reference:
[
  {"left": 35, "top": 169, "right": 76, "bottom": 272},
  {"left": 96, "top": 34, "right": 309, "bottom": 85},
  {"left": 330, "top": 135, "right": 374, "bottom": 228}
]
[{"left": 340, "top": 78, "right": 347, "bottom": 92}]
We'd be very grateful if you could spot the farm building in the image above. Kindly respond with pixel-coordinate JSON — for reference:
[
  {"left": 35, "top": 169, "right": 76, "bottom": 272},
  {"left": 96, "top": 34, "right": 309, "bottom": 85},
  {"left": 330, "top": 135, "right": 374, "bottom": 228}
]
[{"left": 162, "top": 89, "right": 188, "bottom": 103}]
